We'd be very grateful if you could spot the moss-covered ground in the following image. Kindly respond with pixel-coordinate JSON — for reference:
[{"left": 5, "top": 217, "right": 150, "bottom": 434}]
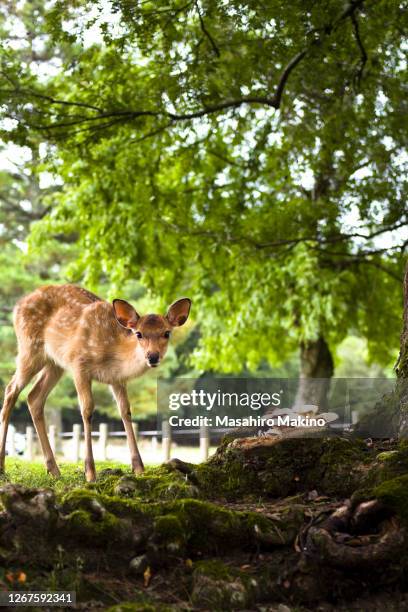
[{"left": 0, "top": 438, "right": 408, "bottom": 611}]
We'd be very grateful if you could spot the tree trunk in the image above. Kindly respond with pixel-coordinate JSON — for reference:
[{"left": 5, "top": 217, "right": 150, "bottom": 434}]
[
  {"left": 397, "top": 260, "right": 408, "bottom": 436},
  {"left": 295, "top": 336, "right": 334, "bottom": 411}
]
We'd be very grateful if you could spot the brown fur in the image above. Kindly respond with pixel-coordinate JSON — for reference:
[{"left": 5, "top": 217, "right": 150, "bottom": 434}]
[{"left": 0, "top": 284, "right": 191, "bottom": 481}]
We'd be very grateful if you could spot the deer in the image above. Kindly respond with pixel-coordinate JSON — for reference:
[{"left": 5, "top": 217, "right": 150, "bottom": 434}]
[{"left": 0, "top": 284, "right": 191, "bottom": 482}]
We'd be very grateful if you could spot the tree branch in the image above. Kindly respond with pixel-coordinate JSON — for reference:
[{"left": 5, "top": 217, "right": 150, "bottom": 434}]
[
  {"left": 273, "top": 50, "right": 307, "bottom": 108},
  {"left": 351, "top": 12, "right": 368, "bottom": 85},
  {"left": 312, "top": 242, "right": 407, "bottom": 260},
  {"left": 1, "top": 85, "right": 103, "bottom": 113},
  {"left": 334, "top": 258, "right": 403, "bottom": 283},
  {"left": 253, "top": 221, "right": 408, "bottom": 250},
  {"left": 159, "top": 219, "right": 407, "bottom": 255},
  {"left": 3, "top": 0, "right": 367, "bottom": 135},
  {"left": 194, "top": 0, "right": 220, "bottom": 57}
]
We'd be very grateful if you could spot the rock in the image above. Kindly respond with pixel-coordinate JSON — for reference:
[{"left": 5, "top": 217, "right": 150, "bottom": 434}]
[
  {"left": 0, "top": 484, "right": 57, "bottom": 530},
  {"left": 88, "top": 498, "right": 106, "bottom": 518},
  {"left": 191, "top": 560, "right": 258, "bottom": 609},
  {"left": 166, "top": 458, "right": 193, "bottom": 474},
  {"left": 129, "top": 554, "right": 149, "bottom": 575},
  {"left": 192, "top": 573, "right": 249, "bottom": 609},
  {"left": 114, "top": 476, "right": 139, "bottom": 496},
  {"left": 166, "top": 458, "right": 199, "bottom": 485},
  {"left": 98, "top": 468, "right": 124, "bottom": 478}
]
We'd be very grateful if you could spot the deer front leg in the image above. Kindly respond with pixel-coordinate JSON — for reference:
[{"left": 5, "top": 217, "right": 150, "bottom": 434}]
[
  {"left": 111, "top": 383, "right": 144, "bottom": 475},
  {"left": 0, "top": 374, "right": 24, "bottom": 473},
  {"left": 73, "top": 373, "right": 96, "bottom": 482}
]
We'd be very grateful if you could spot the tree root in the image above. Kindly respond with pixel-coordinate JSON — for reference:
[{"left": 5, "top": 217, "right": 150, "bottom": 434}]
[{"left": 300, "top": 498, "right": 406, "bottom": 568}]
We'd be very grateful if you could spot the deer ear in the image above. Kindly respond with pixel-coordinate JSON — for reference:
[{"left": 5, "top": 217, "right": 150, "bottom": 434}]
[
  {"left": 112, "top": 299, "right": 140, "bottom": 329},
  {"left": 166, "top": 298, "right": 191, "bottom": 327}
]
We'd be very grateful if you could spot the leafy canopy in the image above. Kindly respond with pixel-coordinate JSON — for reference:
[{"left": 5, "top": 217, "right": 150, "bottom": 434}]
[{"left": 1, "top": 0, "right": 407, "bottom": 372}]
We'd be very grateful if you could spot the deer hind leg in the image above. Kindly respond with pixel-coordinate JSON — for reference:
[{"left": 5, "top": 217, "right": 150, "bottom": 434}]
[
  {"left": 111, "top": 383, "right": 144, "bottom": 475},
  {"left": 73, "top": 373, "right": 96, "bottom": 482},
  {"left": 27, "top": 364, "right": 63, "bottom": 477},
  {"left": 0, "top": 356, "right": 43, "bottom": 472}
]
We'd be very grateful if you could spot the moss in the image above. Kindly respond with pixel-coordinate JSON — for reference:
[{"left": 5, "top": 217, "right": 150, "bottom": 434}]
[
  {"left": 259, "top": 439, "right": 317, "bottom": 497},
  {"left": 372, "top": 474, "right": 408, "bottom": 524},
  {"left": 318, "top": 438, "right": 370, "bottom": 496},
  {"left": 59, "top": 491, "right": 304, "bottom": 560},
  {"left": 60, "top": 489, "right": 296, "bottom": 557},
  {"left": 62, "top": 508, "right": 125, "bottom": 545},
  {"left": 376, "top": 451, "right": 400, "bottom": 461},
  {"left": 376, "top": 442, "right": 408, "bottom": 476},
  {"left": 59, "top": 489, "right": 143, "bottom": 547},
  {"left": 113, "top": 466, "right": 199, "bottom": 502},
  {"left": 92, "top": 465, "right": 198, "bottom": 502},
  {"left": 60, "top": 488, "right": 101, "bottom": 510},
  {"left": 360, "top": 441, "right": 408, "bottom": 491},
  {"left": 102, "top": 495, "right": 142, "bottom": 516},
  {"left": 140, "top": 498, "right": 240, "bottom": 554},
  {"left": 320, "top": 437, "right": 367, "bottom": 461},
  {"left": 152, "top": 514, "right": 186, "bottom": 557},
  {"left": 191, "top": 559, "right": 254, "bottom": 610},
  {"left": 193, "top": 558, "right": 264, "bottom": 598},
  {"left": 150, "top": 498, "right": 302, "bottom": 555},
  {"left": 352, "top": 464, "right": 408, "bottom": 527},
  {"left": 95, "top": 474, "right": 125, "bottom": 497},
  {"left": 193, "top": 457, "right": 259, "bottom": 500},
  {"left": 168, "top": 499, "right": 243, "bottom": 553},
  {"left": 60, "top": 488, "right": 287, "bottom": 557},
  {"left": 154, "top": 514, "right": 184, "bottom": 541},
  {"left": 2, "top": 459, "right": 130, "bottom": 495},
  {"left": 193, "top": 559, "right": 232, "bottom": 580},
  {"left": 193, "top": 437, "right": 372, "bottom": 500},
  {"left": 61, "top": 488, "right": 146, "bottom": 520},
  {"left": 57, "top": 492, "right": 300, "bottom": 558}
]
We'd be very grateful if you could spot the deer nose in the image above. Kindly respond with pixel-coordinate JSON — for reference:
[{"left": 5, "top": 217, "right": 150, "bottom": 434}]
[{"left": 148, "top": 352, "right": 160, "bottom": 366}]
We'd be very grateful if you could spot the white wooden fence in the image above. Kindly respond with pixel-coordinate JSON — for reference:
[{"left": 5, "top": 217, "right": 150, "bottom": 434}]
[{"left": 6, "top": 421, "right": 212, "bottom": 463}]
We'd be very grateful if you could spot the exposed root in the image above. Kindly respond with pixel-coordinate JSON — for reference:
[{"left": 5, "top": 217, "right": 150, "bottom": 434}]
[{"left": 300, "top": 498, "right": 406, "bottom": 568}]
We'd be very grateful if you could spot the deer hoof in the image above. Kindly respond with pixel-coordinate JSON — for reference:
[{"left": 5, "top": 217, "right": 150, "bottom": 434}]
[{"left": 47, "top": 465, "right": 61, "bottom": 478}]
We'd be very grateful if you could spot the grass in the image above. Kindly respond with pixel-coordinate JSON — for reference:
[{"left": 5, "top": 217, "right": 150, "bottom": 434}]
[{"left": 1, "top": 458, "right": 131, "bottom": 494}]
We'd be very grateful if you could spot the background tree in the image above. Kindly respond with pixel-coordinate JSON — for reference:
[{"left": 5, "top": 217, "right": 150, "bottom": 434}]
[
  {"left": 0, "top": 1, "right": 198, "bottom": 427},
  {"left": 1, "top": 0, "right": 406, "bottom": 410}
]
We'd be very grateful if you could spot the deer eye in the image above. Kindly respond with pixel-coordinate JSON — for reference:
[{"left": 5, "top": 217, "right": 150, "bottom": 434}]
[
  {"left": 164, "top": 331, "right": 171, "bottom": 338},
  {"left": 135, "top": 331, "right": 142, "bottom": 339}
]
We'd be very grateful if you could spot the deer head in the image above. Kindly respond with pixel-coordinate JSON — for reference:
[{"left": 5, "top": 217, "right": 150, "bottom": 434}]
[{"left": 112, "top": 297, "right": 191, "bottom": 367}]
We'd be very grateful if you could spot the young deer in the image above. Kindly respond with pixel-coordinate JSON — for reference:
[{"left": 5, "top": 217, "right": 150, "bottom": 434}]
[{"left": 0, "top": 284, "right": 191, "bottom": 481}]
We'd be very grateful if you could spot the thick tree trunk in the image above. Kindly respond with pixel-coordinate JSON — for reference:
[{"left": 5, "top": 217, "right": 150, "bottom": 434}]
[
  {"left": 397, "top": 260, "right": 408, "bottom": 436},
  {"left": 295, "top": 336, "right": 334, "bottom": 411}
]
